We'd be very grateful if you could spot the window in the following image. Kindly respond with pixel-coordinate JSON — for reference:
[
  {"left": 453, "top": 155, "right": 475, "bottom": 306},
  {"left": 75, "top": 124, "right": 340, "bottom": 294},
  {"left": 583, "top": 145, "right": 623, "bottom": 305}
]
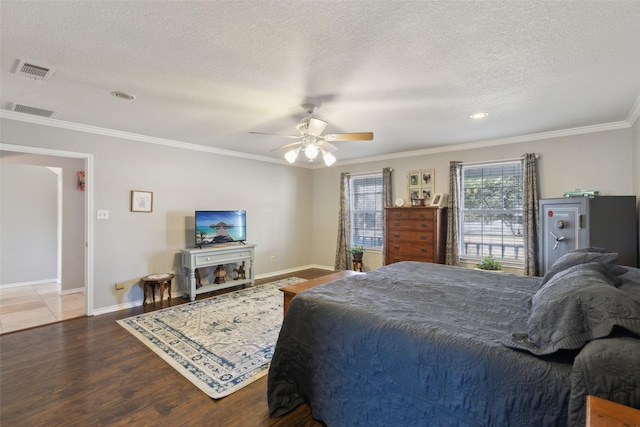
[
  {"left": 460, "top": 160, "right": 524, "bottom": 263},
  {"left": 349, "top": 173, "right": 384, "bottom": 249}
]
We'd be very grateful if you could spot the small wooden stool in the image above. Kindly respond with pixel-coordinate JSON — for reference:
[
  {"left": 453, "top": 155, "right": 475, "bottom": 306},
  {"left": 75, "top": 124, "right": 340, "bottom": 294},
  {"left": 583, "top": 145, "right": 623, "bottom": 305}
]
[{"left": 141, "top": 273, "right": 174, "bottom": 305}]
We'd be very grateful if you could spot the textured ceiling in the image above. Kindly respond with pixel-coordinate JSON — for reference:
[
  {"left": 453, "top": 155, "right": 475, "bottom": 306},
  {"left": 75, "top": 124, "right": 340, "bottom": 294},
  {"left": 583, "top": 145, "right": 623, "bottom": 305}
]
[{"left": 1, "top": 1, "right": 639, "bottom": 166}]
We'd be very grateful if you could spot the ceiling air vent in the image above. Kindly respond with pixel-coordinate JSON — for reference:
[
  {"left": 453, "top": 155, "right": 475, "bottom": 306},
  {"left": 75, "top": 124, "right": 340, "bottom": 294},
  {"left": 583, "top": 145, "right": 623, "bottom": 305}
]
[
  {"left": 11, "top": 103, "right": 57, "bottom": 118},
  {"left": 14, "top": 60, "right": 55, "bottom": 80}
]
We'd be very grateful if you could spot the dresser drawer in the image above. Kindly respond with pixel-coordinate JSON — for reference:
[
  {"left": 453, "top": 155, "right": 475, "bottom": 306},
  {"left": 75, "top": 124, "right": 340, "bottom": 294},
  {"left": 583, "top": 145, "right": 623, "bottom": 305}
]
[
  {"left": 194, "top": 250, "right": 252, "bottom": 267},
  {"left": 408, "top": 209, "right": 435, "bottom": 220},
  {"left": 386, "top": 219, "right": 435, "bottom": 232},
  {"left": 386, "top": 251, "right": 435, "bottom": 264},
  {"left": 387, "top": 230, "right": 434, "bottom": 244},
  {"left": 387, "top": 242, "right": 434, "bottom": 257},
  {"left": 387, "top": 209, "right": 410, "bottom": 220}
]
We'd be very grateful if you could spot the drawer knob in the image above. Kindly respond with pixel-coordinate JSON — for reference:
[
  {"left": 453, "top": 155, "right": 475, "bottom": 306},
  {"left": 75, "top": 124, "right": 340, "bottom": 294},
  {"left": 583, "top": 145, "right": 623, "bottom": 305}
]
[
  {"left": 420, "top": 235, "right": 426, "bottom": 240},
  {"left": 394, "top": 213, "right": 402, "bottom": 217},
  {"left": 394, "top": 233, "right": 400, "bottom": 238},
  {"left": 421, "top": 248, "right": 427, "bottom": 252},
  {"left": 394, "top": 246, "right": 400, "bottom": 250},
  {"left": 421, "top": 223, "right": 427, "bottom": 227},
  {"left": 394, "top": 222, "right": 400, "bottom": 227}
]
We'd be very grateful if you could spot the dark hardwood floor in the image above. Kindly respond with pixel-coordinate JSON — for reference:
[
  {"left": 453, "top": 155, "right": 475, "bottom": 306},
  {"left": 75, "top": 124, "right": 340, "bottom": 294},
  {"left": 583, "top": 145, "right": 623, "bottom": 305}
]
[{"left": 0, "top": 269, "right": 331, "bottom": 426}]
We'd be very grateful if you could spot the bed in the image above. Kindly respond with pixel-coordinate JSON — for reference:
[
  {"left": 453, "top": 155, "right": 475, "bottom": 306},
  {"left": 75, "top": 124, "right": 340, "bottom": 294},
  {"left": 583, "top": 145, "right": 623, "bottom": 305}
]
[{"left": 267, "top": 253, "right": 640, "bottom": 426}]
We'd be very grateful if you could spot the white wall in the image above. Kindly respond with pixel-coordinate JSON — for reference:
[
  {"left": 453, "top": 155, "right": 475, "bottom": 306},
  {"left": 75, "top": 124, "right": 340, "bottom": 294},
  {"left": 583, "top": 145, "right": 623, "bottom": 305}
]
[
  {"left": 1, "top": 118, "right": 314, "bottom": 313},
  {"left": 1, "top": 163, "right": 58, "bottom": 284},
  {"left": 311, "top": 128, "right": 636, "bottom": 271}
]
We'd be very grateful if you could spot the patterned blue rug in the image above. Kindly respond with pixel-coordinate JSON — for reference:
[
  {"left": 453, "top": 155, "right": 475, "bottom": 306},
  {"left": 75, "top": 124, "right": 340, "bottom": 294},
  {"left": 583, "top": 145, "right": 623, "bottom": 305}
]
[{"left": 117, "top": 277, "right": 306, "bottom": 398}]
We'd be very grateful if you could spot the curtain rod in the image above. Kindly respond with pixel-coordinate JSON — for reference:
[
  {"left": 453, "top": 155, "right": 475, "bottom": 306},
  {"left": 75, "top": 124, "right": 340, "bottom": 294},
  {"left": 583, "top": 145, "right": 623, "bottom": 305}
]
[
  {"left": 347, "top": 169, "right": 391, "bottom": 177},
  {"left": 461, "top": 154, "right": 538, "bottom": 167}
]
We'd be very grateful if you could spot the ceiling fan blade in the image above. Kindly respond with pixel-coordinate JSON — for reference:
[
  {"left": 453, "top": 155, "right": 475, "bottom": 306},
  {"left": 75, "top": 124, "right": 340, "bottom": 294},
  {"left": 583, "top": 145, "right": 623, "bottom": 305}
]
[
  {"left": 271, "top": 141, "right": 303, "bottom": 152},
  {"left": 307, "top": 118, "right": 328, "bottom": 136},
  {"left": 249, "top": 131, "right": 301, "bottom": 139},
  {"left": 319, "top": 141, "right": 338, "bottom": 152},
  {"left": 323, "top": 132, "right": 374, "bottom": 142}
]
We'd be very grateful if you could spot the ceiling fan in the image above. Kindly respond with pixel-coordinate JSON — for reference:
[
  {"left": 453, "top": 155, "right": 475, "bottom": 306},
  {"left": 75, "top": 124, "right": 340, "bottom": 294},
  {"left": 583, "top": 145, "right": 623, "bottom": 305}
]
[{"left": 250, "top": 104, "right": 374, "bottom": 166}]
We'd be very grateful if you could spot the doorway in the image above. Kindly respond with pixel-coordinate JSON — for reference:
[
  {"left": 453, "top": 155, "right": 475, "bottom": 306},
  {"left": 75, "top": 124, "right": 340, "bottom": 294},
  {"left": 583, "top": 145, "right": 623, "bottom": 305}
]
[{"left": 0, "top": 144, "right": 93, "bottom": 331}]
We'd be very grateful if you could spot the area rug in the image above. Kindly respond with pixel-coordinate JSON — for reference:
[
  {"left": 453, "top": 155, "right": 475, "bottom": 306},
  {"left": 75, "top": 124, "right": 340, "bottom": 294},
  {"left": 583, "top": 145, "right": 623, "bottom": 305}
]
[{"left": 117, "top": 277, "right": 306, "bottom": 399}]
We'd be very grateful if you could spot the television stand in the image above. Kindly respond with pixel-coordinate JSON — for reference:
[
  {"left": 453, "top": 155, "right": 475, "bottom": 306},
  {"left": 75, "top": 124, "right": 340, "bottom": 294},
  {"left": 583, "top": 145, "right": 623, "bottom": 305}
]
[{"left": 181, "top": 243, "right": 256, "bottom": 301}]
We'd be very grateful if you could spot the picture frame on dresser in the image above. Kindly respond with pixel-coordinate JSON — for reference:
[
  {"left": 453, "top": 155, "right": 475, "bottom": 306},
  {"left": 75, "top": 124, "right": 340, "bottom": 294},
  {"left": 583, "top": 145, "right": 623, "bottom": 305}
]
[{"left": 430, "top": 193, "right": 447, "bottom": 207}]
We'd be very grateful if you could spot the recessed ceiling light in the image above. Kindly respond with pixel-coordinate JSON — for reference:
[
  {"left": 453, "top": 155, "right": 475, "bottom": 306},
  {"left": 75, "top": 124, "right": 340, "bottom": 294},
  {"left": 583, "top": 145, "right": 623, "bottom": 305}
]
[
  {"left": 470, "top": 112, "right": 489, "bottom": 119},
  {"left": 111, "top": 91, "right": 136, "bottom": 101}
]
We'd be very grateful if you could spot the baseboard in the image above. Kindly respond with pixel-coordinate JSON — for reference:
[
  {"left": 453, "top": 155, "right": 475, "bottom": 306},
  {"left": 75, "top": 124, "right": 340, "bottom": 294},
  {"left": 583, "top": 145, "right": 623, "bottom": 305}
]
[
  {"left": 60, "top": 287, "right": 85, "bottom": 295},
  {"left": 93, "top": 300, "right": 142, "bottom": 316},
  {"left": 0, "top": 278, "right": 59, "bottom": 288}
]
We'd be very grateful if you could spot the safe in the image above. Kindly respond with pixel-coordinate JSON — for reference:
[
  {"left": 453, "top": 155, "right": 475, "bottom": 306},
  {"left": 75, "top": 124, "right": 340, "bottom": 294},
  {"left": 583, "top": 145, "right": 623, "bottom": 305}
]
[{"left": 539, "top": 196, "right": 637, "bottom": 275}]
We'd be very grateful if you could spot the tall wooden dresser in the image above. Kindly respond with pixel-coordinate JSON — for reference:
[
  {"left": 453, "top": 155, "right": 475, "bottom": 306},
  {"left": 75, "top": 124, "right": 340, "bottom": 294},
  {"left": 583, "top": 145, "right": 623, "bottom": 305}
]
[{"left": 384, "top": 207, "right": 447, "bottom": 265}]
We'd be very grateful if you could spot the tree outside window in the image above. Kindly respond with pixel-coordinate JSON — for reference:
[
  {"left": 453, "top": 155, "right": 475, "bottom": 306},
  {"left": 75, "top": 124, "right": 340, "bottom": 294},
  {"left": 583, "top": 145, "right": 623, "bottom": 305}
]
[{"left": 460, "top": 161, "right": 524, "bottom": 263}]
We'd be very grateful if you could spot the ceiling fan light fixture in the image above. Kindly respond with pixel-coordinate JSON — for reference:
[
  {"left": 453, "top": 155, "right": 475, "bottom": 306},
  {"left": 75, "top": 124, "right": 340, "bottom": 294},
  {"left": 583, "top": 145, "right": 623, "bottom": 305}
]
[
  {"left": 284, "top": 148, "right": 299, "bottom": 163},
  {"left": 322, "top": 150, "right": 336, "bottom": 166},
  {"left": 304, "top": 143, "right": 319, "bottom": 159}
]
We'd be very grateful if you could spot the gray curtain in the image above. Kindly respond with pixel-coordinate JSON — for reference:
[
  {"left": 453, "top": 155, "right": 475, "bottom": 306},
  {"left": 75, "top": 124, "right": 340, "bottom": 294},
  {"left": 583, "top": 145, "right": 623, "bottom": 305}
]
[
  {"left": 334, "top": 173, "right": 351, "bottom": 271},
  {"left": 522, "top": 153, "right": 540, "bottom": 276},
  {"left": 382, "top": 167, "right": 393, "bottom": 265},
  {"left": 445, "top": 161, "right": 462, "bottom": 266}
]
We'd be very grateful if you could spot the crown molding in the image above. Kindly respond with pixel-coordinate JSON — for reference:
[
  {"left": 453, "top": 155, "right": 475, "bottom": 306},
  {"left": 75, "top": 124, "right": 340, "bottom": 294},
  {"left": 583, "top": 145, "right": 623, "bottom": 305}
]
[
  {"left": 0, "top": 110, "right": 301, "bottom": 167},
  {"left": 1, "top": 107, "right": 635, "bottom": 170},
  {"left": 332, "top": 119, "right": 632, "bottom": 167}
]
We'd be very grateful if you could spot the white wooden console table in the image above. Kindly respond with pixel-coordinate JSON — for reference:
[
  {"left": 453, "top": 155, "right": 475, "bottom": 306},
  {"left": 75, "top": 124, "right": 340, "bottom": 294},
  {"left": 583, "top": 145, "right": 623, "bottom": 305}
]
[{"left": 181, "top": 243, "right": 255, "bottom": 301}]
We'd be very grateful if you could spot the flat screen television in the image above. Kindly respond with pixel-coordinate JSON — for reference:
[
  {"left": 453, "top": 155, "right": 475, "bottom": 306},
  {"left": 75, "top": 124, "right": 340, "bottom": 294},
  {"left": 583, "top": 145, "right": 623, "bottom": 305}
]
[{"left": 195, "top": 210, "right": 246, "bottom": 248}]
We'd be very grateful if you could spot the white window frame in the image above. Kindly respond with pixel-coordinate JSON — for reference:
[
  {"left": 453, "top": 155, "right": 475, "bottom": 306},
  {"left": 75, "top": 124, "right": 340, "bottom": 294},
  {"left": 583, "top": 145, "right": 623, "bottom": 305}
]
[
  {"left": 349, "top": 173, "right": 384, "bottom": 251},
  {"left": 459, "top": 159, "right": 525, "bottom": 265}
]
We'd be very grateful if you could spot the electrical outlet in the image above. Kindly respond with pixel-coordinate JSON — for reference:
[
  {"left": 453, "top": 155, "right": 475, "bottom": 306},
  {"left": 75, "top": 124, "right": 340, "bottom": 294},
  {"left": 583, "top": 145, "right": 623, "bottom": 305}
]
[
  {"left": 97, "top": 210, "right": 109, "bottom": 220},
  {"left": 270, "top": 256, "right": 276, "bottom": 263},
  {"left": 115, "top": 282, "right": 124, "bottom": 290}
]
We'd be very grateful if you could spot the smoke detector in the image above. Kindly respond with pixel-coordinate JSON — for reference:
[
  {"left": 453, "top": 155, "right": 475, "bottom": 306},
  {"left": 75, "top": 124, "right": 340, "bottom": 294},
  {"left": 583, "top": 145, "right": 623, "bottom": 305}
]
[{"left": 14, "top": 60, "right": 55, "bottom": 81}]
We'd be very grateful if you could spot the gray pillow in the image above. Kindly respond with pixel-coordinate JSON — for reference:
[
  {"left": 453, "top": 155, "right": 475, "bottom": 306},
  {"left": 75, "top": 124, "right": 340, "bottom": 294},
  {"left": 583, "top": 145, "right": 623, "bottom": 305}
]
[
  {"left": 567, "top": 246, "right": 607, "bottom": 254},
  {"left": 503, "top": 262, "right": 640, "bottom": 355},
  {"left": 540, "top": 250, "right": 618, "bottom": 286}
]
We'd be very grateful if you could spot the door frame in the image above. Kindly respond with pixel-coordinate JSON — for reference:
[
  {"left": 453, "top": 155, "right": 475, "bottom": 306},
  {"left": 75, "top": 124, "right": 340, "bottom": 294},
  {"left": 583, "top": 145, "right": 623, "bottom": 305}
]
[{"left": 0, "top": 143, "right": 94, "bottom": 315}]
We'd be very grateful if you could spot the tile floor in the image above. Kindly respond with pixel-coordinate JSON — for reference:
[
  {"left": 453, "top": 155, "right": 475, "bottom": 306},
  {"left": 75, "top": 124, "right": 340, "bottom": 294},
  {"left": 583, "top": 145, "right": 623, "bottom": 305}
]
[{"left": 0, "top": 283, "right": 85, "bottom": 334}]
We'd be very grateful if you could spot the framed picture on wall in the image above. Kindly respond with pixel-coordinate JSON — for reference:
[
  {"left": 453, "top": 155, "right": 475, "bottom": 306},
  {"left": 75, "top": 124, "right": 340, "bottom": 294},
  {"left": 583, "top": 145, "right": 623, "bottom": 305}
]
[
  {"left": 131, "top": 190, "right": 153, "bottom": 212},
  {"left": 407, "top": 168, "right": 435, "bottom": 205}
]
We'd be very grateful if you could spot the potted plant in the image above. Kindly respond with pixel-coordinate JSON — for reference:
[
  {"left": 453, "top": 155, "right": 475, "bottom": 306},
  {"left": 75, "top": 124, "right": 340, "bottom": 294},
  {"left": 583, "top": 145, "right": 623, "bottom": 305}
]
[
  {"left": 474, "top": 256, "right": 504, "bottom": 272},
  {"left": 349, "top": 245, "right": 365, "bottom": 263}
]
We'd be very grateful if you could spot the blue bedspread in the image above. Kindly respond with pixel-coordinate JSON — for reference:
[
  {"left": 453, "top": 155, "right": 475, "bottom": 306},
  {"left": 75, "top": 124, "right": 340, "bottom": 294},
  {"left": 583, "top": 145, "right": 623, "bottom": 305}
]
[{"left": 268, "top": 262, "right": 576, "bottom": 426}]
